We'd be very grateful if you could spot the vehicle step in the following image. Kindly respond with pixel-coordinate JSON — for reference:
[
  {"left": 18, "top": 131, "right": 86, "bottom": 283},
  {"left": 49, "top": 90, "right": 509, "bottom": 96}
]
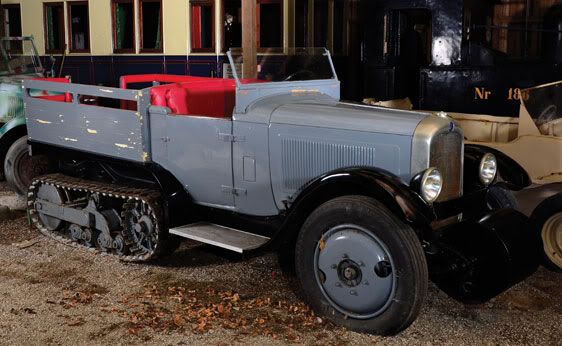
[{"left": 169, "top": 222, "right": 270, "bottom": 253}]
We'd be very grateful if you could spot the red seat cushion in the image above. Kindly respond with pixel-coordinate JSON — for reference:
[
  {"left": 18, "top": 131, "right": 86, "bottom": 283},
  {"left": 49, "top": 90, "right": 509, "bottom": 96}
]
[
  {"left": 149, "top": 79, "right": 237, "bottom": 118},
  {"left": 184, "top": 82, "right": 236, "bottom": 118},
  {"left": 32, "top": 77, "right": 71, "bottom": 102},
  {"left": 166, "top": 87, "right": 190, "bottom": 114}
]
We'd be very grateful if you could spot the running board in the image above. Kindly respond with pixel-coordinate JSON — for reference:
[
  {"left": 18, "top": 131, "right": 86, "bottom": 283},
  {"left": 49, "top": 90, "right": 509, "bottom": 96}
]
[{"left": 169, "top": 222, "right": 270, "bottom": 253}]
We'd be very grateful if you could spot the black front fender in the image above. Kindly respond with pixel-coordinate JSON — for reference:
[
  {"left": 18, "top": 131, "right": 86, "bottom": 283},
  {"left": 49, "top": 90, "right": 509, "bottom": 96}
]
[
  {"left": 464, "top": 144, "right": 531, "bottom": 192},
  {"left": 286, "top": 168, "right": 435, "bottom": 233}
]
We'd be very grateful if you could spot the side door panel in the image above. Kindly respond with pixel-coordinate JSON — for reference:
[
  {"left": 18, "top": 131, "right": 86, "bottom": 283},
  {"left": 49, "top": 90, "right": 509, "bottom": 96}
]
[
  {"left": 232, "top": 121, "right": 278, "bottom": 216},
  {"left": 152, "top": 115, "right": 235, "bottom": 209}
]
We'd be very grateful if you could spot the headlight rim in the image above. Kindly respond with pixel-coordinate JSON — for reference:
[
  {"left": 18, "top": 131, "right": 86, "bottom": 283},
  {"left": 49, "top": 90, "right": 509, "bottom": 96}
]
[
  {"left": 479, "top": 153, "right": 497, "bottom": 186},
  {"left": 420, "top": 167, "right": 443, "bottom": 204}
]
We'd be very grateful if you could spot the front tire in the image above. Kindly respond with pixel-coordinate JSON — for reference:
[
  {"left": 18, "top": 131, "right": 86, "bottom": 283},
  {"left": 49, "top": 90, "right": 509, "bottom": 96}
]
[
  {"left": 5, "top": 136, "right": 52, "bottom": 195},
  {"left": 486, "top": 185, "right": 519, "bottom": 210},
  {"left": 295, "top": 196, "right": 428, "bottom": 335},
  {"left": 530, "top": 193, "right": 562, "bottom": 272}
]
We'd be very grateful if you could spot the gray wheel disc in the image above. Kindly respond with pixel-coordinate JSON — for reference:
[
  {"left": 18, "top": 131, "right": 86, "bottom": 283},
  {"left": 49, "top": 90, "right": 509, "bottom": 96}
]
[
  {"left": 314, "top": 224, "right": 396, "bottom": 319},
  {"left": 36, "top": 184, "right": 65, "bottom": 231}
]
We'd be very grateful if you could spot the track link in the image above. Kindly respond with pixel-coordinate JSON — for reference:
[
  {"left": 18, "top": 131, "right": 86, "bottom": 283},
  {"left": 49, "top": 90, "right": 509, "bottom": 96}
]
[{"left": 28, "top": 173, "right": 166, "bottom": 262}]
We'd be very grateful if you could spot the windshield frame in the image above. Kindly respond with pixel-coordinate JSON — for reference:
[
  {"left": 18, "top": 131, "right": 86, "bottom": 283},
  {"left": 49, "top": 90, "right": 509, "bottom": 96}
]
[
  {"left": 0, "top": 36, "right": 44, "bottom": 77},
  {"left": 225, "top": 48, "right": 338, "bottom": 87}
]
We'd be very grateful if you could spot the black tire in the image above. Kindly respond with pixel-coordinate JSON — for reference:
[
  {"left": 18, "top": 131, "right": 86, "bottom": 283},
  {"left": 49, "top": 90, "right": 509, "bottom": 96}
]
[
  {"left": 4, "top": 136, "right": 53, "bottom": 195},
  {"left": 486, "top": 185, "right": 519, "bottom": 210},
  {"left": 529, "top": 193, "right": 562, "bottom": 273},
  {"left": 295, "top": 195, "right": 428, "bottom": 335}
]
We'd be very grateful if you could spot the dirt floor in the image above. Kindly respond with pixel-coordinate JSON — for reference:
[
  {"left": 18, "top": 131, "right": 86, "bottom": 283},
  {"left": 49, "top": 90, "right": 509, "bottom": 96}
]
[{"left": 0, "top": 182, "right": 561, "bottom": 345}]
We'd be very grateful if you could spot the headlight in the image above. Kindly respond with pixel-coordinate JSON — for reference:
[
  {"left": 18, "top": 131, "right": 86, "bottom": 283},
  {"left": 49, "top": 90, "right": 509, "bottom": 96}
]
[
  {"left": 479, "top": 153, "right": 497, "bottom": 186},
  {"left": 420, "top": 168, "right": 443, "bottom": 203}
]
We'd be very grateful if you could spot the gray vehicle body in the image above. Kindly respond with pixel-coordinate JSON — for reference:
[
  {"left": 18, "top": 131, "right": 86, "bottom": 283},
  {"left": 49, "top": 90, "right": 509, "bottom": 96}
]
[
  {"left": 23, "top": 50, "right": 541, "bottom": 305},
  {"left": 23, "top": 74, "right": 456, "bottom": 218}
]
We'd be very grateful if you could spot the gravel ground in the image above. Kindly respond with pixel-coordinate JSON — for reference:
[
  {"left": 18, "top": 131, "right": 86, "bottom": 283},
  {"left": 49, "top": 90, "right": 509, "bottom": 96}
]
[{"left": 0, "top": 182, "right": 560, "bottom": 345}]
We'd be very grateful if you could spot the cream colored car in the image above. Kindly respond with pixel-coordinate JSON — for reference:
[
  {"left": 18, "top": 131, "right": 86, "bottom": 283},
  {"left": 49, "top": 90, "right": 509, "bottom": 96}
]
[
  {"left": 366, "top": 83, "right": 562, "bottom": 271},
  {"left": 448, "top": 82, "right": 562, "bottom": 272}
]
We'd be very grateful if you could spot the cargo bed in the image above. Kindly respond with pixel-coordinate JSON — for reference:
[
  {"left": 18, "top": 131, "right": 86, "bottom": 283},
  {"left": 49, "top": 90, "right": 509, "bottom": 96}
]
[{"left": 23, "top": 80, "right": 151, "bottom": 163}]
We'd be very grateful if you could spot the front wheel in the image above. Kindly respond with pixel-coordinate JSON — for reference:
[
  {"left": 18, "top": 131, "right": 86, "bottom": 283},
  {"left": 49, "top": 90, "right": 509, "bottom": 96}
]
[
  {"left": 295, "top": 196, "right": 428, "bottom": 335},
  {"left": 530, "top": 193, "right": 562, "bottom": 272},
  {"left": 486, "top": 185, "right": 519, "bottom": 210},
  {"left": 5, "top": 136, "right": 52, "bottom": 195}
]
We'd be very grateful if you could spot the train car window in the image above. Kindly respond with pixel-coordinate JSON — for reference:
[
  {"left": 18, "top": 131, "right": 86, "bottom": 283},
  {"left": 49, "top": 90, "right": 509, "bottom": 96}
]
[
  {"left": 333, "top": 0, "right": 349, "bottom": 55},
  {"left": 68, "top": 2, "right": 90, "bottom": 53},
  {"left": 139, "top": 0, "right": 163, "bottom": 53},
  {"left": 112, "top": 0, "right": 135, "bottom": 53},
  {"left": 314, "top": 0, "right": 328, "bottom": 48},
  {"left": 466, "top": 0, "right": 562, "bottom": 63},
  {"left": 191, "top": 0, "right": 215, "bottom": 52},
  {"left": 257, "top": 0, "right": 283, "bottom": 50},
  {"left": 223, "top": 0, "right": 242, "bottom": 52},
  {"left": 294, "top": 0, "right": 309, "bottom": 47},
  {"left": 385, "top": 9, "right": 432, "bottom": 66},
  {"left": 43, "top": 2, "right": 65, "bottom": 54},
  {"left": 3, "top": 5, "right": 22, "bottom": 53}
]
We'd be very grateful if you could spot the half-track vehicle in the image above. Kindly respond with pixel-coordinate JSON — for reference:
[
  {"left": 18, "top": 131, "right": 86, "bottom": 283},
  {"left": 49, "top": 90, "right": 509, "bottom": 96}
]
[
  {"left": 0, "top": 36, "right": 67, "bottom": 195},
  {"left": 23, "top": 49, "right": 539, "bottom": 335}
]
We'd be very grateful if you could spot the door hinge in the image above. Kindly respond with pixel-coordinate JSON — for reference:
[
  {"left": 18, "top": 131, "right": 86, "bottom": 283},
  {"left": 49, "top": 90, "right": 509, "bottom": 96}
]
[
  {"left": 218, "top": 133, "right": 246, "bottom": 142},
  {"left": 221, "top": 185, "right": 247, "bottom": 196}
]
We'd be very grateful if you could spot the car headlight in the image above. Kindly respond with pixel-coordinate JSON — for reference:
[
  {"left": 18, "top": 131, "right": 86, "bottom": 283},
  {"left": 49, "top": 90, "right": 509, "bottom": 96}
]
[
  {"left": 420, "top": 168, "right": 443, "bottom": 203},
  {"left": 479, "top": 153, "right": 497, "bottom": 186}
]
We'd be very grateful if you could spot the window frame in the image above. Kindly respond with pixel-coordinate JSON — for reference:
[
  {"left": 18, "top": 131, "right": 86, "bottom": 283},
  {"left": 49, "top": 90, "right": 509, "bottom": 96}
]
[
  {"left": 67, "top": 1, "right": 91, "bottom": 53},
  {"left": 43, "top": 2, "right": 66, "bottom": 54},
  {"left": 190, "top": 0, "right": 216, "bottom": 53},
  {"left": 111, "top": 0, "right": 136, "bottom": 54},
  {"left": 256, "top": 0, "right": 284, "bottom": 52},
  {"left": 138, "top": 0, "right": 164, "bottom": 53}
]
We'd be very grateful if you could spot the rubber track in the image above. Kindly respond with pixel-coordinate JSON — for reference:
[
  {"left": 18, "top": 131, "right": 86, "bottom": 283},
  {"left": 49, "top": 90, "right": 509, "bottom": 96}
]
[{"left": 28, "top": 173, "right": 163, "bottom": 262}]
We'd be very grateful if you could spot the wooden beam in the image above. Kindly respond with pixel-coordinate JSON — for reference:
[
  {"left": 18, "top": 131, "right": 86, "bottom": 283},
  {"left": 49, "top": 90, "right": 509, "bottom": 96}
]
[{"left": 242, "top": 0, "right": 257, "bottom": 78}]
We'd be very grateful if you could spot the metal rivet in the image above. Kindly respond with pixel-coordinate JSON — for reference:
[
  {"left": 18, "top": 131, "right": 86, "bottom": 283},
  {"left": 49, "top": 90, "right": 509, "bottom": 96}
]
[
  {"left": 331, "top": 264, "right": 337, "bottom": 269},
  {"left": 335, "top": 282, "right": 342, "bottom": 287},
  {"left": 350, "top": 290, "right": 357, "bottom": 296}
]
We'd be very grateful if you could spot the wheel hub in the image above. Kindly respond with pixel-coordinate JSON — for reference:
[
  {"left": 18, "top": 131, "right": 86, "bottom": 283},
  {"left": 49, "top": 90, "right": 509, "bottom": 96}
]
[
  {"left": 315, "top": 225, "right": 395, "bottom": 319},
  {"left": 338, "top": 260, "right": 362, "bottom": 287}
]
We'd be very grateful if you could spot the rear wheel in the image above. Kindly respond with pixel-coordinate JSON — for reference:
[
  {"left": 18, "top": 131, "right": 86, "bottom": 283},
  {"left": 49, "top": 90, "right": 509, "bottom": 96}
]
[
  {"left": 530, "top": 194, "right": 562, "bottom": 272},
  {"left": 5, "top": 136, "right": 52, "bottom": 195},
  {"left": 295, "top": 196, "right": 428, "bottom": 335}
]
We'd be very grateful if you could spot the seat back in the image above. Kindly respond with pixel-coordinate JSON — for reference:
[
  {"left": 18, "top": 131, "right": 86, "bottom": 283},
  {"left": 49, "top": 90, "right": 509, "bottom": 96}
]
[{"left": 149, "top": 79, "right": 236, "bottom": 118}]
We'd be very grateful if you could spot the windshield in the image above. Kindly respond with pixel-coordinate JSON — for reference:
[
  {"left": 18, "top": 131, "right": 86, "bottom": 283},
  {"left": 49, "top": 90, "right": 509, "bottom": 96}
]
[
  {"left": 0, "top": 37, "right": 43, "bottom": 77},
  {"left": 226, "top": 48, "right": 337, "bottom": 84},
  {"left": 521, "top": 81, "right": 562, "bottom": 126}
]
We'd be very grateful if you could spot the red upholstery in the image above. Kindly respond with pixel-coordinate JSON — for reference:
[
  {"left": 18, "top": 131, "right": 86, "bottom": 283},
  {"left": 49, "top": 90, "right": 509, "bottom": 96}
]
[
  {"left": 149, "top": 78, "right": 237, "bottom": 118},
  {"left": 35, "top": 94, "right": 68, "bottom": 102},
  {"left": 120, "top": 74, "right": 213, "bottom": 110},
  {"left": 119, "top": 74, "right": 211, "bottom": 89},
  {"left": 31, "top": 77, "right": 71, "bottom": 102}
]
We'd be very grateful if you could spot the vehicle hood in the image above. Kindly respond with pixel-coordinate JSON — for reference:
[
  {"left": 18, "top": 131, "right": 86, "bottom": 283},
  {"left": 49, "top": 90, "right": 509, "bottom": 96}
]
[{"left": 269, "top": 100, "right": 429, "bottom": 136}]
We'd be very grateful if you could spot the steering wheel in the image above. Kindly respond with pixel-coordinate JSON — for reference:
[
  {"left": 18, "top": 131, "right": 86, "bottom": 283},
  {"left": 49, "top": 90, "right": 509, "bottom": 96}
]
[
  {"left": 537, "top": 104, "right": 558, "bottom": 124},
  {"left": 283, "top": 70, "right": 316, "bottom": 81}
]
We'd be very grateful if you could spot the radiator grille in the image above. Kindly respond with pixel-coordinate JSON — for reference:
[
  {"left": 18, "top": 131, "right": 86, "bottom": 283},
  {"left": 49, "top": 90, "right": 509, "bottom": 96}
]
[
  {"left": 430, "top": 131, "right": 463, "bottom": 201},
  {"left": 281, "top": 138, "right": 378, "bottom": 190}
]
